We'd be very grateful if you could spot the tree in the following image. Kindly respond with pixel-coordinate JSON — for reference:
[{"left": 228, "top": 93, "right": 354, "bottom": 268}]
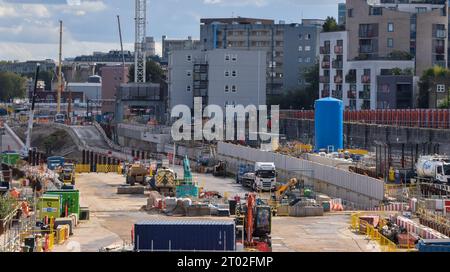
[
  {"left": 322, "top": 17, "right": 344, "bottom": 32},
  {"left": 418, "top": 66, "right": 450, "bottom": 108},
  {"left": 24, "top": 70, "right": 54, "bottom": 91},
  {"left": 268, "top": 62, "right": 319, "bottom": 110},
  {"left": 128, "top": 59, "right": 165, "bottom": 83},
  {"left": 0, "top": 72, "right": 27, "bottom": 101}
]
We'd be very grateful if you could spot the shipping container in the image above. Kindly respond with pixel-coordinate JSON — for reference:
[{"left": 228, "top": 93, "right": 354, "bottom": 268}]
[
  {"left": 45, "top": 190, "right": 80, "bottom": 217},
  {"left": 417, "top": 239, "right": 450, "bottom": 252},
  {"left": 134, "top": 219, "right": 235, "bottom": 252}
]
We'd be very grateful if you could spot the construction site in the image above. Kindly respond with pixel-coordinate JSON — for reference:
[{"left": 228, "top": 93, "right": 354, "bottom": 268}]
[{"left": 0, "top": 0, "right": 449, "bottom": 254}]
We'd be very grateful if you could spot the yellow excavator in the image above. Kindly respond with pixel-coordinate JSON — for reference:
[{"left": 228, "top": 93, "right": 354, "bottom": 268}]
[{"left": 273, "top": 178, "right": 299, "bottom": 201}]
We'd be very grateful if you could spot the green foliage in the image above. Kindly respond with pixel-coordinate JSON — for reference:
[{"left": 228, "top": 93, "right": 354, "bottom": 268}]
[
  {"left": 322, "top": 17, "right": 344, "bottom": 32},
  {"left": 387, "top": 50, "right": 413, "bottom": 60},
  {"left": 268, "top": 63, "right": 319, "bottom": 109},
  {"left": 418, "top": 66, "right": 450, "bottom": 108},
  {"left": 0, "top": 195, "right": 15, "bottom": 219},
  {"left": 0, "top": 71, "right": 27, "bottom": 101},
  {"left": 128, "top": 60, "right": 165, "bottom": 83}
]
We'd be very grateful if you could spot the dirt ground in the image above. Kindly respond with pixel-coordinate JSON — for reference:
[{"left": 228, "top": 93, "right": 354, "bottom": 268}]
[{"left": 52, "top": 171, "right": 379, "bottom": 252}]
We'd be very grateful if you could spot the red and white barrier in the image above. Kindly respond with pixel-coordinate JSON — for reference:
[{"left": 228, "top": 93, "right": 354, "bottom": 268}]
[
  {"left": 394, "top": 216, "right": 448, "bottom": 240},
  {"left": 371, "top": 202, "right": 409, "bottom": 212}
]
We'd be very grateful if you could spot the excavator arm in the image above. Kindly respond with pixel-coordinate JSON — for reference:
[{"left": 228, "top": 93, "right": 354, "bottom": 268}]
[{"left": 275, "top": 178, "right": 298, "bottom": 200}]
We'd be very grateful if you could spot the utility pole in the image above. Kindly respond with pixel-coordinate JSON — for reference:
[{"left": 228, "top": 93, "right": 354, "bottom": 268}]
[
  {"left": 57, "top": 20, "right": 63, "bottom": 114},
  {"left": 117, "top": 15, "right": 126, "bottom": 80}
]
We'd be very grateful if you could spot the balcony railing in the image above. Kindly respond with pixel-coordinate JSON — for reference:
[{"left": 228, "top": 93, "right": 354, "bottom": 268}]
[
  {"left": 334, "top": 46, "right": 343, "bottom": 54},
  {"left": 319, "top": 76, "right": 330, "bottom": 83},
  {"left": 345, "top": 74, "right": 356, "bottom": 83},
  {"left": 435, "top": 46, "right": 445, "bottom": 54},
  {"left": 359, "top": 91, "right": 371, "bottom": 100},
  {"left": 359, "top": 45, "right": 374, "bottom": 54},
  {"left": 359, "top": 30, "right": 378, "bottom": 38},
  {"left": 334, "top": 75, "right": 343, "bottom": 84},
  {"left": 320, "top": 46, "right": 330, "bottom": 54},
  {"left": 321, "top": 61, "right": 330, "bottom": 69},
  {"left": 332, "top": 60, "right": 343, "bottom": 69},
  {"left": 332, "top": 90, "right": 343, "bottom": 99},
  {"left": 435, "top": 29, "right": 446, "bottom": 39},
  {"left": 321, "top": 90, "right": 330, "bottom": 97},
  {"left": 347, "top": 90, "right": 356, "bottom": 99},
  {"left": 361, "top": 75, "right": 371, "bottom": 84}
]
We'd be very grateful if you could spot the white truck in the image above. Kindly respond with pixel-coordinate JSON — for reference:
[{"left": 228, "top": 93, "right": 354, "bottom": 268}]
[
  {"left": 416, "top": 156, "right": 450, "bottom": 184},
  {"left": 241, "top": 162, "right": 277, "bottom": 191}
]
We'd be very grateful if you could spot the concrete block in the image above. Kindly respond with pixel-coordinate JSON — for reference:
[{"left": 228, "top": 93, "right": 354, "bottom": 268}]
[{"left": 117, "top": 185, "right": 145, "bottom": 194}]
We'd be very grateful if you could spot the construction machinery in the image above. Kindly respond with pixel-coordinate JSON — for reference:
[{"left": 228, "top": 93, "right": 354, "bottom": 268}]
[
  {"left": 154, "top": 167, "right": 177, "bottom": 195},
  {"left": 273, "top": 178, "right": 300, "bottom": 201},
  {"left": 126, "top": 163, "right": 148, "bottom": 186},
  {"left": 235, "top": 193, "right": 272, "bottom": 252},
  {"left": 241, "top": 162, "right": 277, "bottom": 191},
  {"left": 416, "top": 155, "right": 450, "bottom": 184},
  {"left": 213, "top": 160, "right": 227, "bottom": 177},
  {"left": 21, "top": 64, "right": 40, "bottom": 159}
]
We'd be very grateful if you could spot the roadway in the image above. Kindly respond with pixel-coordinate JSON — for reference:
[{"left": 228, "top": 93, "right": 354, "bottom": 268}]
[{"left": 0, "top": 121, "right": 24, "bottom": 152}]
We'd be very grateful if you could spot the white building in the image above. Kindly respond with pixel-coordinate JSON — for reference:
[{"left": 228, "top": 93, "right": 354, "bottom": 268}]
[
  {"left": 67, "top": 75, "right": 102, "bottom": 102},
  {"left": 319, "top": 31, "right": 416, "bottom": 110},
  {"left": 168, "top": 49, "right": 266, "bottom": 112}
]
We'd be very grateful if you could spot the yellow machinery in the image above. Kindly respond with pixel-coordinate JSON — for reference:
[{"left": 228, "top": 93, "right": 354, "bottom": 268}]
[
  {"left": 155, "top": 167, "right": 176, "bottom": 194},
  {"left": 273, "top": 178, "right": 299, "bottom": 201},
  {"left": 59, "top": 163, "right": 75, "bottom": 185},
  {"left": 126, "top": 163, "right": 148, "bottom": 186}
]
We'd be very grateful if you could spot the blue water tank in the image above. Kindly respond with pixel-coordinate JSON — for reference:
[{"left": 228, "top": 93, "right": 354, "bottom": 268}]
[{"left": 314, "top": 97, "right": 344, "bottom": 152}]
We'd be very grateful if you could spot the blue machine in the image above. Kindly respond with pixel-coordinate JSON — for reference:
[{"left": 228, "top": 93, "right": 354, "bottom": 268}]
[
  {"left": 314, "top": 97, "right": 344, "bottom": 152},
  {"left": 47, "top": 156, "right": 65, "bottom": 170}
]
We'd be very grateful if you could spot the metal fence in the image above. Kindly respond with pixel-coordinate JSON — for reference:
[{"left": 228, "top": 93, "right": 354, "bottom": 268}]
[{"left": 217, "top": 142, "right": 384, "bottom": 201}]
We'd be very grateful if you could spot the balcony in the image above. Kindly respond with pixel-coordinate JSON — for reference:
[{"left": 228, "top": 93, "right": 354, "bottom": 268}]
[
  {"left": 359, "top": 91, "right": 371, "bottom": 100},
  {"left": 319, "top": 76, "right": 330, "bottom": 83},
  {"left": 345, "top": 74, "right": 356, "bottom": 83},
  {"left": 361, "top": 75, "right": 371, "bottom": 84},
  {"left": 332, "top": 90, "right": 343, "bottom": 99},
  {"left": 435, "top": 46, "right": 445, "bottom": 54},
  {"left": 347, "top": 90, "right": 356, "bottom": 99},
  {"left": 435, "top": 29, "right": 446, "bottom": 39},
  {"left": 320, "top": 46, "right": 330, "bottom": 55},
  {"left": 321, "top": 90, "right": 330, "bottom": 97},
  {"left": 321, "top": 61, "right": 330, "bottom": 69},
  {"left": 359, "top": 30, "right": 378, "bottom": 38},
  {"left": 334, "top": 46, "right": 343, "bottom": 54},
  {"left": 334, "top": 75, "right": 343, "bottom": 84},
  {"left": 359, "top": 45, "right": 374, "bottom": 54},
  {"left": 332, "top": 60, "right": 343, "bottom": 69}
]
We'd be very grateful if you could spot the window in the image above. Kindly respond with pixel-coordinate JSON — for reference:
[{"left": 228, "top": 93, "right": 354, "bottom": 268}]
[
  {"left": 231, "top": 85, "right": 237, "bottom": 93},
  {"left": 305, "top": 34, "right": 311, "bottom": 40},
  {"left": 187, "top": 55, "right": 192, "bottom": 61},
  {"left": 298, "top": 46, "right": 303, "bottom": 52},
  {"left": 299, "top": 34, "right": 303, "bottom": 40},
  {"left": 298, "top": 79, "right": 303, "bottom": 85},
  {"left": 186, "top": 85, "right": 191, "bottom": 92},
  {"left": 348, "top": 8, "right": 353, "bottom": 17},
  {"left": 225, "top": 54, "right": 230, "bottom": 61},
  {"left": 437, "top": 84, "right": 445, "bottom": 93},
  {"left": 305, "top": 57, "right": 311, "bottom": 63},
  {"left": 231, "top": 54, "right": 237, "bottom": 61},
  {"left": 305, "top": 46, "right": 311, "bottom": 51},
  {"left": 369, "top": 7, "right": 382, "bottom": 16},
  {"left": 186, "top": 70, "right": 192, "bottom": 77},
  {"left": 232, "top": 70, "right": 237, "bottom": 77},
  {"left": 387, "top": 38, "right": 393, "bottom": 48},
  {"left": 225, "top": 85, "right": 229, "bottom": 92},
  {"left": 416, "top": 7, "right": 427, "bottom": 14},
  {"left": 387, "top": 23, "right": 394, "bottom": 32},
  {"left": 298, "top": 57, "right": 303, "bottom": 63},
  {"left": 225, "top": 70, "right": 230, "bottom": 77}
]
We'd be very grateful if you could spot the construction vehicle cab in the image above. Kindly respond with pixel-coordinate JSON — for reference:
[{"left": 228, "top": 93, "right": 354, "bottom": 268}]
[
  {"left": 213, "top": 160, "right": 227, "bottom": 177},
  {"left": 47, "top": 156, "right": 65, "bottom": 170},
  {"left": 54, "top": 113, "right": 65, "bottom": 124},
  {"left": 126, "top": 163, "right": 148, "bottom": 186}
]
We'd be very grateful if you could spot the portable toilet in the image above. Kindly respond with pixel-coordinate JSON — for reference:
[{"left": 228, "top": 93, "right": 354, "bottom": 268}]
[{"left": 314, "top": 97, "right": 344, "bottom": 152}]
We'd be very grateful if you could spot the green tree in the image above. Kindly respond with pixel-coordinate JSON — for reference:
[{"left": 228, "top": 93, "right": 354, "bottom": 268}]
[
  {"left": 418, "top": 66, "right": 450, "bottom": 108},
  {"left": 322, "top": 17, "right": 344, "bottom": 32},
  {"left": 268, "top": 62, "right": 319, "bottom": 110},
  {"left": 128, "top": 60, "right": 165, "bottom": 83},
  {"left": 0, "top": 71, "right": 27, "bottom": 101}
]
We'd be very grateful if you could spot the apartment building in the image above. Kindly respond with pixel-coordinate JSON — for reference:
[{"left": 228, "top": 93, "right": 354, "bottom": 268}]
[
  {"left": 200, "top": 17, "right": 323, "bottom": 97},
  {"left": 0, "top": 59, "right": 55, "bottom": 74},
  {"left": 168, "top": 49, "right": 266, "bottom": 112},
  {"left": 319, "top": 31, "right": 415, "bottom": 110},
  {"left": 346, "top": 0, "right": 448, "bottom": 76},
  {"left": 161, "top": 36, "right": 201, "bottom": 63}
]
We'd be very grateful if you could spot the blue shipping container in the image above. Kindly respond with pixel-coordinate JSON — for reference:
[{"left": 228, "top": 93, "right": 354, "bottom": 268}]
[
  {"left": 314, "top": 97, "right": 344, "bottom": 152},
  {"left": 134, "top": 219, "right": 235, "bottom": 252},
  {"left": 417, "top": 239, "right": 450, "bottom": 252}
]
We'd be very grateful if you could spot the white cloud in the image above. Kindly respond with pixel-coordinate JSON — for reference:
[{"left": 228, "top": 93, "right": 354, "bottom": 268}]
[{"left": 0, "top": 5, "right": 16, "bottom": 17}]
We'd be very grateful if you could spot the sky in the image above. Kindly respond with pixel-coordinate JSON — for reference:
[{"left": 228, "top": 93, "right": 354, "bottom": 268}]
[{"left": 0, "top": 0, "right": 339, "bottom": 61}]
